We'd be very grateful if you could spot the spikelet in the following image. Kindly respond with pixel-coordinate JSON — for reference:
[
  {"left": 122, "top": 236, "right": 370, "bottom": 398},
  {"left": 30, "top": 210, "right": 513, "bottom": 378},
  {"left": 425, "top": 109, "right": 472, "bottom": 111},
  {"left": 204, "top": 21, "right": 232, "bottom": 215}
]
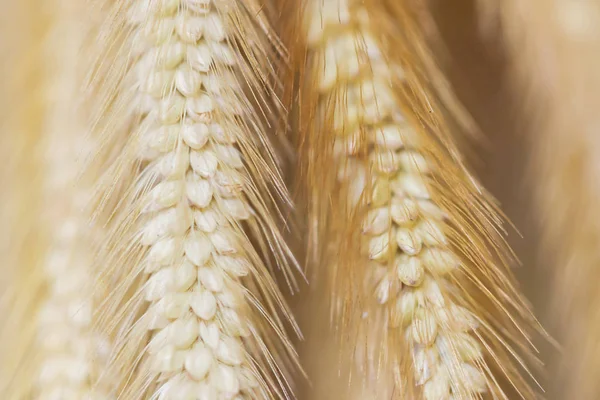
[
  {"left": 87, "top": 0, "right": 302, "bottom": 398},
  {"left": 295, "top": 0, "right": 542, "bottom": 398},
  {"left": 479, "top": 0, "right": 600, "bottom": 398},
  {"left": 0, "top": 1, "right": 50, "bottom": 397}
]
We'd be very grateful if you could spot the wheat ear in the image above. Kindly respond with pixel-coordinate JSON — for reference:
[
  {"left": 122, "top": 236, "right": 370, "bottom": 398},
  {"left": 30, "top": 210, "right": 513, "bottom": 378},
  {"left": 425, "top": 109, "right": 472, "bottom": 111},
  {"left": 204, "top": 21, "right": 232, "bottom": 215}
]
[
  {"left": 297, "top": 0, "right": 542, "bottom": 397},
  {"left": 0, "top": 1, "right": 51, "bottom": 397},
  {"left": 28, "top": 2, "right": 117, "bottom": 399},
  {"left": 479, "top": 0, "right": 600, "bottom": 398},
  {"left": 87, "top": 0, "right": 302, "bottom": 398}
]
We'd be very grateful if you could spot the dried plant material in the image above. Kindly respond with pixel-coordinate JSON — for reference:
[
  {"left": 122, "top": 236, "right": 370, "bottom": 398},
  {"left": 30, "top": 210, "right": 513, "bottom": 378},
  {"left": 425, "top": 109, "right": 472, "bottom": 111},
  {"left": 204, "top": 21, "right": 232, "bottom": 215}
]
[
  {"left": 0, "top": 1, "right": 115, "bottom": 398},
  {"left": 295, "top": 0, "right": 542, "bottom": 398},
  {"left": 33, "top": 2, "right": 115, "bottom": 398},
  {"left": 479, "top": 0, "right": 600, "bottom": 398},
  {"left": 87, "top": 0, "right": 301, "bottom": 398}
]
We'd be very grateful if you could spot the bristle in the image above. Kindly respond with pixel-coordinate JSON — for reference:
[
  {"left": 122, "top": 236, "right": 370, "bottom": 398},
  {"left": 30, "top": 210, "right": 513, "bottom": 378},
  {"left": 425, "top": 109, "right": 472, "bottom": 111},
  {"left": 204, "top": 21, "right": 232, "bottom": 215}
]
[
  {"left": 87, "top": 0, "right": 302, "bottom": 398},
  {"left": 295, "top": 0, "right": 542, "bottom": 398}
]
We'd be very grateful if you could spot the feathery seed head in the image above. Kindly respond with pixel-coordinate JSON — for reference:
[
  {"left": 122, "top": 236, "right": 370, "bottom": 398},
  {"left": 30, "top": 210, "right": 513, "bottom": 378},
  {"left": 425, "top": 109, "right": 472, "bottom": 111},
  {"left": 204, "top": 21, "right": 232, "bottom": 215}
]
[
  {"left": 295, "top": 0, "right": 543, "bottom": 397},
  {"left": 86, "top": 0, "right": 302, "bottom": 398}
]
